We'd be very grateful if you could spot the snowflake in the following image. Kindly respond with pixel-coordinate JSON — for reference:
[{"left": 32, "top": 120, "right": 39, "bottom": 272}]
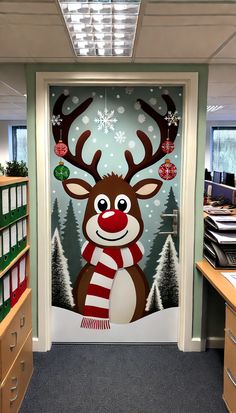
[
  {"left": 94, "top": 108, "right": 117, "bottom": 134},
  {"left": 165, "top": 111, "right": 181, "bottom": 126},
  {"left": 51, "top": 114, "right": 62, "bottom": 126},
  {"left": 138, "top": 114, "right": 146, "bottom": 123},
  {"left": 114, "top": 130, "right": 126, "bottom": 144},
  {"left": 125, "top": 87, "right": 134, "bottom": 95}
]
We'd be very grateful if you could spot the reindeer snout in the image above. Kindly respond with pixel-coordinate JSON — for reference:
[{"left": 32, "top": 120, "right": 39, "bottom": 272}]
[{"left": 98, "top": 210, "right": 128, "bottom": 233}]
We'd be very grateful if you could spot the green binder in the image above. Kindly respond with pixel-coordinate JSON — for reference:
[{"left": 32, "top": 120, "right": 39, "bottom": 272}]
[
  {"left": 0, "top": 186, "right": 10, "bottom": 227},
  {"left": 3, "top": 273, "right": 11, "bottom": 319},
  {"left": 0, "top": 227, "right": 11, "bottom": 272}
]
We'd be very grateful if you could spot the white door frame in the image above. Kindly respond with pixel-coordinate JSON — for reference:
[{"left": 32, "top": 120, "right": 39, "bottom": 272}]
[{"left": 35, "top": 71, "right": 199, "bottom": 352}]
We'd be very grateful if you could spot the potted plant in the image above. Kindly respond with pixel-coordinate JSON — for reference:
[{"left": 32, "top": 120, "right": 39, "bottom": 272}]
[
  {"left": 5, "top": 160, "right": 28, "bottom": 177},
  {"left": 0, "top": 163, "right": 4, "bottom": 176}
]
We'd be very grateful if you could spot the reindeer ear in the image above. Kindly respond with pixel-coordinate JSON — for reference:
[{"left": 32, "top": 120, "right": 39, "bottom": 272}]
[
  {"left": 63, "top": 178, "right": 92, "bottom": 199},
  {"left": 133, "top": 179, "right": 163, "bottom": 199}
]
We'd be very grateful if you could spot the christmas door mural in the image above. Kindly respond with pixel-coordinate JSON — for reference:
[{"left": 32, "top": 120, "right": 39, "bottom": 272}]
[{"left": 50, "top": 85, "right": 182, "bottom": 342}]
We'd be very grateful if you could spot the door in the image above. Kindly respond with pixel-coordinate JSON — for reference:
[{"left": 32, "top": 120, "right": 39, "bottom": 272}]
[{"left": 50, "top": 84, "right": 182, "bottom": 342}]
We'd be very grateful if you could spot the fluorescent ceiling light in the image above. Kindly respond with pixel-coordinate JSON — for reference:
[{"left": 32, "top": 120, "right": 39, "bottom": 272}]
[
  {"left": 58, "top": 0, "right": 141, "bottom": 57},
  {"left": 207, "top": 105, "right": 224, "bottom": 112}
]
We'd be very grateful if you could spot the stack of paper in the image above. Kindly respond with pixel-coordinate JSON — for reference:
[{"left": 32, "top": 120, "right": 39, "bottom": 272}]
[
  {"left": 221, "top": 272, "right": 236, "bottom": 288},
  {"left": 204, "top": 213, "right": 236, "bottom": 269},
  {"left": 205, "top": 215, "right": 236, "bottom": 231}
]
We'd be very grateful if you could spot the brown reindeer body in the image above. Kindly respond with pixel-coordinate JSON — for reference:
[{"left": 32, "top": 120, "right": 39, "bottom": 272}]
[
  {"left": 52, "top": 91, "right": 179, "bottom": 328},
  {"left": 74, "top": 264, "right": 149, "bottom": 323}
]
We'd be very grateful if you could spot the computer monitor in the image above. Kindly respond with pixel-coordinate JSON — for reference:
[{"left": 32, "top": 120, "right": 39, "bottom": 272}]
[
  {"left": 222, "top": 172, "right": 235, "bottom": 187},
  {"left": 205, "top": 168, "right": 212, "bottom": 181},
  {"left": 213, "top": 171, "right": 222, "bottom": 184}
]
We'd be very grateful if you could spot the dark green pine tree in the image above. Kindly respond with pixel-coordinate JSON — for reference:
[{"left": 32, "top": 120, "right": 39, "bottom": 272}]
[
  {"left": 51, "top": 229, "right": 74, "bottom": 310},
  {"left": 157, "top": 235, "right": 179, "bottom": 309},
  {"left": 144, "top": 186, "right": 179, "bottom": 287},
  {"left": 61, "top": 200, "right": 82, "bottom": 287},
  {"left": 51, "top": 198, "right": 61, "bottom": 236}
]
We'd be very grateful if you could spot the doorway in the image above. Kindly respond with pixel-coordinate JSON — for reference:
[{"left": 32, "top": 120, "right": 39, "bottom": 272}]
[{"left": 36, "top": 72, "right": 198, "bottom": 350}]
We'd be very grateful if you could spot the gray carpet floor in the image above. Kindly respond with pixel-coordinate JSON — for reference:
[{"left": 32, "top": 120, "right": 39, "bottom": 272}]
[{"left": 20, "top": 344, "right": 227, "bottom": 413}]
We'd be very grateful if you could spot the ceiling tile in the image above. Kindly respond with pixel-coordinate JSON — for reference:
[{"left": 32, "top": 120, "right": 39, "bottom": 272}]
[
  {"left": 0, "top": 13, "right": 62, "bottom": 25},
  {"left": 0, "top": 25, "right": 74, "bottom": 58},
  {"left": 135, "top": 26, "right": 235, "bottom": 59},
  {"left": 145, "top": 2, "right": 236, "bottom": 15},
  {"left": 213, "top": 33, "right": 236, "bottom": 58},
  {"left": 0, "top": 1, "right": 57, "bottom": 13},
  {"left": 142, "top": 15, "right": 236, "bottom": 26}
]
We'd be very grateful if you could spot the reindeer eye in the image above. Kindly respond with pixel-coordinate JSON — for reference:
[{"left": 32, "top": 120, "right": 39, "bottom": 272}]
[
  {"left": 115, "top": 195, "right": 131, "bottom": 213},
  {"left": 94, "top": 194, "right": 110, "bottom": 213}
]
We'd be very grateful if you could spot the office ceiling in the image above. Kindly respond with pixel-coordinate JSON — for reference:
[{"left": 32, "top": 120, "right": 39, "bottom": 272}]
[{"left": 0, "top": 0, "right": 236, "bottom": 120}]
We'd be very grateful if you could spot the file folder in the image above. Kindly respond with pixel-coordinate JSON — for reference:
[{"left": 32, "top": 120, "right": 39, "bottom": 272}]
[
  {"left": 17, "top": 185, "right": 22, "bottom": 209},
  {"left": 22, "top": 218, "right": 27, "bottom": 239},
  {"left": 1, "top": 183, "right": 27, "bottom": 228},
  {"left": 10, "top": 223, "right": 17, "bottom": 259},
  {"left": 15, "top": 184, "right": 27, "bottom": 219},
  {"left": 3, "top": 273, "right": 11, "bottom": 318},
  {"left": 17, "top": 219, "right": 24, "bottom": 251},
  {"left": 10, "top": 185, "right": 17, "bottom": 221},
  {"left": 19, "top": 255, "right": 27, "bottom": 295},
  {"left": 21, "top": 218, "right": 27, "bottom": 250},
  {"left": 10, "top": 264, "right": 20, "bottom": 307},
  {"left": 0, "top": 227, "right": 11, "bottom": 270},
  {"left": 22, "top": 184, "right": 27, "bottom": 206},
  {"left": 0, "top": 187, "right": 10, "bottom": 227}
]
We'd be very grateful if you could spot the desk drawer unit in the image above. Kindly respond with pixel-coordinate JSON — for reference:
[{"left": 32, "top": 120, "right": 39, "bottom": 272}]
[
  {"left": 0, "top": 289, "right": 31, "bottom": 382},
  {"left": 0, "top": 330, "right": 33, "bottom": 413},
  {"left": 224, "top": 305, "right": 236, "bottom": 413}
]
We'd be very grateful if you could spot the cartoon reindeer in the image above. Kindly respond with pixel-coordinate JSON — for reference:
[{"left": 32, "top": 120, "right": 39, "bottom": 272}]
[{"left": 52, "top": 92, "right": 179, "bottom": 329}]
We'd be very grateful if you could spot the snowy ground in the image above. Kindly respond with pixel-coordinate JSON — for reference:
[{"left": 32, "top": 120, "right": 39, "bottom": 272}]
[{"left": 52, "top": 306, "right": 179, "bottom": 343}]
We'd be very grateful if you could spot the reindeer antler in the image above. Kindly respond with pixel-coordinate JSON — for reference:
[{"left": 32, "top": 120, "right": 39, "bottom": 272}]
[
  {"left": 52, "top": 93, "right": 102, "bottom": 182},
  {"left": 124, "top": 94, "right": 179, "bottom": 183}
]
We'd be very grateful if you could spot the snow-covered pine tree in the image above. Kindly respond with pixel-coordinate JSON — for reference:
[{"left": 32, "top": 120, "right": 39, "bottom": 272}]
[
  {"left": 144, "top": 186, "right": 179, "bottom": 287},
  {"left": 145, "top": 281, "right": 163, "bottom": 313},
  {"left": 51, "top": 198, "right": 61, "bottom": 236},
  {"left": 61, "top": 200, "right": 82, "bottom": 287},
  {"left": 155, "top": 234, "right": 179, "bottom": 309},
  {"left": 51, "top": 228, "right": 74, "bottom": 310}
]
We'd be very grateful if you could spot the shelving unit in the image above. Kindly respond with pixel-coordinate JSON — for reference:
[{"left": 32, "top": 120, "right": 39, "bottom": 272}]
[
  {"left": 196, "top": 260, "right": 236, "bottom": 413},
  {"left": 0, "top": 176, "right": 33, "bottom": 412}
]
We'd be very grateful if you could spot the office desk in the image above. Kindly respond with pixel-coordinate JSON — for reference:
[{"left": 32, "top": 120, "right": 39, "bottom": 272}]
[{"left": 197, "top": 260, "right": 236, "bottom": 413}]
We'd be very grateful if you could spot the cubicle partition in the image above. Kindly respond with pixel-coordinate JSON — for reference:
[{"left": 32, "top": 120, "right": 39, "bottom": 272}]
[{"left": 205, "top": 180, "right": 236, "bottom": 205}]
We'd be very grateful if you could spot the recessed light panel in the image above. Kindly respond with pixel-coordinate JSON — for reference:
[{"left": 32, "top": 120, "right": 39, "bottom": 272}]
[
  {"left": 207, "top": 105, "right": 224, "bottom": 112},
  {"left": 58, "top": 0, "right": 141, "bottom": 57}
]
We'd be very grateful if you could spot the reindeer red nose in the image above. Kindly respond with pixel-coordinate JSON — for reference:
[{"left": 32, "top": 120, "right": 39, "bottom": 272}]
[{"left": 98, "top": 210, "right": 128, "bottom": 233}]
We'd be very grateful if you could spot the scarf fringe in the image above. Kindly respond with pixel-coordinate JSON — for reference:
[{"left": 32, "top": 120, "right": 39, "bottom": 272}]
[{"left": 81, "top": 317, "right": 110, "bottom": 330}]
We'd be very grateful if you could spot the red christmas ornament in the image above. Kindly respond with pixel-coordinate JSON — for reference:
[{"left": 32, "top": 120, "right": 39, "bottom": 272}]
[
  {"left": 158, "top": 159, "right": 177, "bottom": 181},
  {"left": 54, "top": 140, "right": 68, "bottom": 157},
  {"left": 161, "top": 139, "right": 175, "bottom": 154}
]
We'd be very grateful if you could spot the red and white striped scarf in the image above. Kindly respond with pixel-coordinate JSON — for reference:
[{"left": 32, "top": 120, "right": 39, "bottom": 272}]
[{"left": 80, "top": 241, "right": 144, "bottom": 330}]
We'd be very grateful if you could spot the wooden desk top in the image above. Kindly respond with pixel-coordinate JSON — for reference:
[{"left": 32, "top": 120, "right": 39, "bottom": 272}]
[
  {"left": 196, "top": 260, "right": 236, "bottom": 311},
  {"left": 0, "top": 176, "right": 28, "bottom": 186}
]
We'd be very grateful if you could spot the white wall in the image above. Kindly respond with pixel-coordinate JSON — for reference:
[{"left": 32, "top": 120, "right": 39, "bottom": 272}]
[
  {"left": 0, "top": 120, "right": 26, "bottom": 166},
  {"left": 205, "top": 120, "right": 236, "bottom": 171}
]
